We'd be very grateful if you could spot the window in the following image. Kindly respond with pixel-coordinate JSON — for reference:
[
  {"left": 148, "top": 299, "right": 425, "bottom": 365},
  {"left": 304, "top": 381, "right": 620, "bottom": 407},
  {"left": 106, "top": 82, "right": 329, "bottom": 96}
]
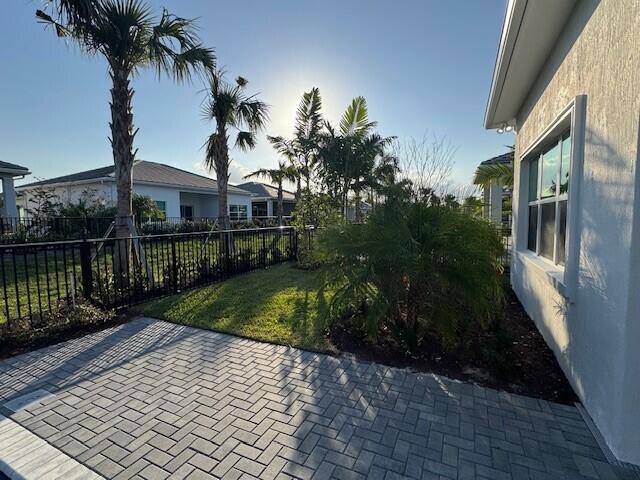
[
  {"left": 229, "top": 204, "right": 248, "bottom": 221},
  {"left": 252, "top": 202, "right": 267, "bottom": 217},
  {"left": 527, "top": 131, "right": 571, "bottom": 265},
  {"left": 180, "top": 205, "right": 193, "bottom": 220},
  {"left": 154, "top": 200, "right": 167, "bottom": 220}
]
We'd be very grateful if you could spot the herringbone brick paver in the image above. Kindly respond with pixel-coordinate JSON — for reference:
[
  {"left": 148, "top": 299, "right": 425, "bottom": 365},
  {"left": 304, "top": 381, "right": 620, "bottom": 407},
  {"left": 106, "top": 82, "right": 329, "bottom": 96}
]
[{"left": 0, "top": 318, "right": 636, "bottom": 479}]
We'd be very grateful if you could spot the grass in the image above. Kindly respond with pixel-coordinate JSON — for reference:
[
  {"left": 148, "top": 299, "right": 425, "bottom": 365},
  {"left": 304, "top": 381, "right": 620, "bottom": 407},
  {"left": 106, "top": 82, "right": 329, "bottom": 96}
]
[
  {"left": 132, "top": 263, "right": 334, "bottom": 352},
  {"left": 0, "top": 231, "right": 293, "bottom": 325}
]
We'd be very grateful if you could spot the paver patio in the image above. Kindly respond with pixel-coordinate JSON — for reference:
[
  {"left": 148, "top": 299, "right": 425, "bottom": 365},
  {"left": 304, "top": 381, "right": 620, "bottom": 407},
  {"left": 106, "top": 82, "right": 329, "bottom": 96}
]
[{"left": 0, "top": 318, "right": 636, "bottom": 480}]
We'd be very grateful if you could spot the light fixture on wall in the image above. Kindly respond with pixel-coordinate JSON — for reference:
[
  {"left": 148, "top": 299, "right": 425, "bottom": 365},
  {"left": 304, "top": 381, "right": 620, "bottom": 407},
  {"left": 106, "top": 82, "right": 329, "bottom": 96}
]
[{"left": 497, "top": 123, "right": 514, "bottom": 134}]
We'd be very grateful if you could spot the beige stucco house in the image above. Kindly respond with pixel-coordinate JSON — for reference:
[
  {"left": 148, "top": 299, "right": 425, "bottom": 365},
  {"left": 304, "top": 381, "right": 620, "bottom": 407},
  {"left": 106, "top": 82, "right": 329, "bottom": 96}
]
[{"left": 485, "top": 0, "right": 640, "bottom": 466}]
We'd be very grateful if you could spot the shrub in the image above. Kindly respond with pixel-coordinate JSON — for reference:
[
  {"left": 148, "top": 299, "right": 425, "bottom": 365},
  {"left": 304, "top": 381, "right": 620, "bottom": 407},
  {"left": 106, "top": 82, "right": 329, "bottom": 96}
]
[
  {"left": 319, "top": 188, "right": 504, "bottom": 351},
  {"left": 291, "top": 192, "right": 341, "bottom": 268}
]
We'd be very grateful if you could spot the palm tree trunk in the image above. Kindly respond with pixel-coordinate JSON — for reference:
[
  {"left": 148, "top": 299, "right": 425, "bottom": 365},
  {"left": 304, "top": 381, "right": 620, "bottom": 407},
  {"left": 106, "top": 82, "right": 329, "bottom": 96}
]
[
  {"left": 109, "top": 66, "right": 135, "bottom": 284},
  {"left": 354, "top": 188, "right": 362, "bottom": 223},
  {"left": 277, "top": 180, "right": 284, "bottom": 227},
  {"left": 214, "top": 130, "right": 230, "bottom": 230},
  {"left": 213, "top": 129, "right": 233, "bottom": 270}
]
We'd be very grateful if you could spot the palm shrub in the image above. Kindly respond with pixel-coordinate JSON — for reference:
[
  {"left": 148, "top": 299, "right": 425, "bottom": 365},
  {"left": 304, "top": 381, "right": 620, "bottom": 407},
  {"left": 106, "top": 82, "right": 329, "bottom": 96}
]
[{"left": 319, "top": 186, "right": 504, "bottom": 351}]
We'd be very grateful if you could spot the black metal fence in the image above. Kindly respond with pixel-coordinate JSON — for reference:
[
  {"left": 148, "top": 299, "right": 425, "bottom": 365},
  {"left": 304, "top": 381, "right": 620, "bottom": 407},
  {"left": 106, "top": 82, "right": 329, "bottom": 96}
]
[{"left": 0, "top": 226, "right": 297, "bottom": 336}]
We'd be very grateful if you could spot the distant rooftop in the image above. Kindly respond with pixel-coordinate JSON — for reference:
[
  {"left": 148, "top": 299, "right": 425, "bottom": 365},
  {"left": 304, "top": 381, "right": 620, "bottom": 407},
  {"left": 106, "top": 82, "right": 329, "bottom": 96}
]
[
  {"left": 235, "top": 182, "right": 296, "bottom": 202},
  {"left": 0, "top": 161, "right": 30, "bottom": 176},
  {"left": 480, "top": 151, "right": 514, "bottom": 166},
  {"left": 19, "top": 161, "right": 250, "bottom": 195}
]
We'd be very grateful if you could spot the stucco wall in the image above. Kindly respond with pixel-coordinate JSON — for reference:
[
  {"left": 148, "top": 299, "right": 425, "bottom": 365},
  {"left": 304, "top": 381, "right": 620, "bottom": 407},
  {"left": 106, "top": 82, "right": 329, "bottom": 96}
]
[
  {"left": 18, "top": 182, "right": 253, "bottom": 221},
  {"left": 512, "top": 0, "right": 640, "bottom": 464},
  {"left": 17, "top": 182, "right": 114, "bottom": 213}
]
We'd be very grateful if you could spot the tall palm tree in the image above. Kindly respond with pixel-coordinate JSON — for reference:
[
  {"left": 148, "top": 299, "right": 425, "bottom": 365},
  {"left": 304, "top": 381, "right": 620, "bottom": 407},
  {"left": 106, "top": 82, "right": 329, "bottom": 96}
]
[
  {"left": 244, "top": 163, "right": 297, "bottom": 226},
  {"left": 202, "top": 70, "right": 269, "bottom": 229},
  {"left": 37, "top": 0, "right": 214, "bottom": 279},
  {"left": 318, "top": 97, "right": 393, "bottom": 220},
  {"left": 267, "top": 87, "right": 323, "bottom": 195}
]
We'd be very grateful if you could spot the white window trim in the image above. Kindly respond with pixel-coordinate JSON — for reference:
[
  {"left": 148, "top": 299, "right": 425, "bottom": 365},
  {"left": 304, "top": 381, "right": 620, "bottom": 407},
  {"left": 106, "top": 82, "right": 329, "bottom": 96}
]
[
  {"left": 229, "top": 204, "right": 248, "bottom": 221},
  {"left": 527, "top": 132, "right": 570, "bottom": 266},
  {"left": 516, "top": 95, "right": 586, "bottom": 302}
]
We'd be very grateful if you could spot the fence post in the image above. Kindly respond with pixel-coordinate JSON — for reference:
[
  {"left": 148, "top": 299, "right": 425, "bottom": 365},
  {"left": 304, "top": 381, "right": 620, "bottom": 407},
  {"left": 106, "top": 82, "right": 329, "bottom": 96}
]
[
  {"left": 170, "top": 234, "right": 178, "bottom": 293},
  {"left": 292, "top": 228, "right": 298, "bottom": 261},
  {"left": 225, "top": 231, "right": 232, "bottom": 278},
  {"left": 79, "top": 237, "right": 93, "bottom": 301}
]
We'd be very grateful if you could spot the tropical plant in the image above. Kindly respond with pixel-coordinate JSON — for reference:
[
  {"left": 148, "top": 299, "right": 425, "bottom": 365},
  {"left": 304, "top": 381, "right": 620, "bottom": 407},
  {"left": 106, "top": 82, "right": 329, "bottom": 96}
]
[
  {"left": 202, "top": 70, "right": 269, "bottom": 229},
  {"left": 38, "top": 0, "right": 214, "bottom": 278},
  {"left": 473, "top": 149, "right": 515, "bottom": 188},
  {"left": 244, "top": 163, "right": 297, "bottom": 226},
  {"left": 26, "top": 185, "right": 62, "bottom": 219},
  {"left": 318, "top": 97, "right": 394, "bottom": 220},
  {"left": 132, "top": 194, "right": 164, "bottom": 221},
  {"left": 462, "top": 196, "right": 483, "bottom": 216},
  {"left": 319, "top": 185, "right": 504, "bottom": 351},
  {"left": 268, "top": 87, "right": 324, "bottom": 195}
]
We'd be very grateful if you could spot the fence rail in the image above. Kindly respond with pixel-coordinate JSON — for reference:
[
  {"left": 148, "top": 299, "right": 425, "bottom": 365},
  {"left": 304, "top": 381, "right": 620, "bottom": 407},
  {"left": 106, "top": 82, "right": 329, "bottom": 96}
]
[
  {"left": 0, "top": 216, "right": 295, "bottom": 244},
  {"left": 0, "top": 226, "right": 297, "bottom": 336}
]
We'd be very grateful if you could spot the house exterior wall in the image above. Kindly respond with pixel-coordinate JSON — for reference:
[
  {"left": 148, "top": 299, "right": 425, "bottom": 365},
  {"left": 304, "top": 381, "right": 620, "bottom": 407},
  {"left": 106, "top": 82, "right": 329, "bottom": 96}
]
[
  {"left": 511, "top": 0, "right": 640, "bottom": 464},
  {"left": 18, "top": 181, "right": 253, "bottom": 221},
  {"left": 227, "top": 193, "right": 253, "bottom": 220},
  {"left": 17, "top": 182, "right": 114, "bottom": 214}
]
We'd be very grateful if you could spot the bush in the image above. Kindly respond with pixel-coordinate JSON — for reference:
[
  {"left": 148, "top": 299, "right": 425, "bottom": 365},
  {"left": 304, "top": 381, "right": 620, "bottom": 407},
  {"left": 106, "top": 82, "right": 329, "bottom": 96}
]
[
  {"left": 319, "top": 188, "right": 504, "bottom": 351},
  {"left": 291, "top": 192, "right": 341, "bottom": 268}
]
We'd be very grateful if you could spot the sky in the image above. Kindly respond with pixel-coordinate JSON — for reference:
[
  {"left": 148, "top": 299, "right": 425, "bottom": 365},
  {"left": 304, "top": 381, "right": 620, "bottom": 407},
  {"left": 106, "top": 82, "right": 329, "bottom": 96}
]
[{"left": 0, "top": 0, "right": 514, "bottom": 190}]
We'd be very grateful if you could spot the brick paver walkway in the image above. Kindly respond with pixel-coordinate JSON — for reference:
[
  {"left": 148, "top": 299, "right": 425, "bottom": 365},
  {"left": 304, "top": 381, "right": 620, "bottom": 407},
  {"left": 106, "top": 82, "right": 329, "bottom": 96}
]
[{"left": 0, "top": 318, "right": 635, "bottom": 480}]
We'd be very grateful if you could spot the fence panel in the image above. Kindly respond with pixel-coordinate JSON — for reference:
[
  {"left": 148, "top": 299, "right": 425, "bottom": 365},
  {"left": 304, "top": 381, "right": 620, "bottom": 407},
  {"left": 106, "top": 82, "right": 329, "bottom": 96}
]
[{"left": 0, "top": 227, "right": 297, "bottom": 337}]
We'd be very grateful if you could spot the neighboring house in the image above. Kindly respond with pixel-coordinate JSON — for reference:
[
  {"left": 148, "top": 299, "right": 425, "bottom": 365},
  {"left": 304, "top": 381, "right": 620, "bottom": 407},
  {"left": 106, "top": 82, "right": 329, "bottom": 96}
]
[
  {"left": 17, "top": 161, "right": 253, "bottom": 221},
  {"left": 0, "top": 161, "right": 30, "bottom": 218},
  {"left": 485, "top": 0, "right": 639, "bottom": 466},
  {"left": 477, "top": 152, "right": 513, "bottom": 225},
  {"left": 234, "top": 181, "right": 296, "bottom": 218}
]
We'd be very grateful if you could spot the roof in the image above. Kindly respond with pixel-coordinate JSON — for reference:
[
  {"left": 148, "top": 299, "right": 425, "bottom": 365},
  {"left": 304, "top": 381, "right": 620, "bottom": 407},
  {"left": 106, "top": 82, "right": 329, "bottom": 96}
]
[
  {"left": 18, "top": 161, "right": 250, "bottom": 195},
  {"left": 235, "top": 182, "right": 296, "bottom": 202},
  {"left": 484, "top": 0, "right": 577, "bottom": 129},
  {"left": 480, "top": 151, "right": 514, "bottom": 166},
  {"left": 0, "top": 161, "right": 30, "bottom": 176}
]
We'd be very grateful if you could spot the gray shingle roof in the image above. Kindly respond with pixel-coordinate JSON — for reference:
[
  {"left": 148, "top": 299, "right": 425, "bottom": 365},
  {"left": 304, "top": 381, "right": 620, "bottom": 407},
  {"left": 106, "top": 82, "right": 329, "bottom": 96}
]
[
  {"left": 19, "top": 161, "right": 250, "bottom": 195},
  {"left": 480, "top": 151, "right": 514, "bottom": 166},
  {"left": 0, "top": 161, "right": 30, "bottom": 173},
  {"left": 235, "top": 182, "right": 296, "bottom": 201}
]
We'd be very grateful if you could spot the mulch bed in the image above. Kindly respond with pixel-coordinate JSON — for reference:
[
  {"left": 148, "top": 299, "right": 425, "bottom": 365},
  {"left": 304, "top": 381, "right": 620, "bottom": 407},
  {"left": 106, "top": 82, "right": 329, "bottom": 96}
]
[
  {"left": 0, "top": 314, "right": 131, "bottom": 361},
  {"left": 329, "top": 287, "right": 578, "bottom": 405}
]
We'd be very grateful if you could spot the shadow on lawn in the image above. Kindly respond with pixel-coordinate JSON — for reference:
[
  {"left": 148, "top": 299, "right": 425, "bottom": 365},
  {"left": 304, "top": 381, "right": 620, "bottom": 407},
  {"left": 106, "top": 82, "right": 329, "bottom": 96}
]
[{"left": 140, "top": 265, "right": 333, "bottom": 351}]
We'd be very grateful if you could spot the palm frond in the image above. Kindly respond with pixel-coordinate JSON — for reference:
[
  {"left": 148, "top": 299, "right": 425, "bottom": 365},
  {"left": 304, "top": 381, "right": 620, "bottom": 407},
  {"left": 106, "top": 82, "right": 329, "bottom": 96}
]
[
  {"left": 236, "top": 97, "right": 270, "bottom": 131},
  {"left": 146, "top": 7, "right": 214, "bottom": 81},
  {"left": 295, "top": 87, "right": 323, "bottom": 142},
  {"left": 235, "top": 131, "right": 256, "bottom": 152},
  {"left": 339, "top": 96, "right": 376, "bottom": 137},
  {"left": 473, "top": 162, "right": 514, "bottom": 187}
]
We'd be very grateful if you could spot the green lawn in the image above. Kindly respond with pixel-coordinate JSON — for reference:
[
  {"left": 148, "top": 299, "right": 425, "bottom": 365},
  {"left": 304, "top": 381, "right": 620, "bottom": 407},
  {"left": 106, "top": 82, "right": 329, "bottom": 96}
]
[
  {"left": 0, "top": 231, "right": 293, "bottom": 326},
  {"left": 132, "top": 263, "right": 335, "bottom": 352}
]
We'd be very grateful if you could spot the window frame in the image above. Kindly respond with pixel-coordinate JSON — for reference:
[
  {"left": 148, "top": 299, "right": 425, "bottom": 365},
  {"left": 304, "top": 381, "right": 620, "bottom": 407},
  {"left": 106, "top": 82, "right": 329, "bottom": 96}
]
[
  {"left": 526, "top": 131, "right": 571, "bottom": 266},
  {"left": 229, "top": 204, "right": 248, "bottom": 221},
  {"left": 516, "top": 95, "right": 586, "bottom": 301},
  {"left": 154, "top": 200, "right": 167, "bottom": 220}
]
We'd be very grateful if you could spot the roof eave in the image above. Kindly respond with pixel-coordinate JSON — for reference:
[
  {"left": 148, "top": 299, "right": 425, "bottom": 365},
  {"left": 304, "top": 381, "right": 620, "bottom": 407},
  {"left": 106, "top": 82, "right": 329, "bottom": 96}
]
[
  {"left": 0, "top": 168, "right": 31, "bottom": 177},
  {"left": 484, "top": 0, "right": 577, "bottom": 130}
]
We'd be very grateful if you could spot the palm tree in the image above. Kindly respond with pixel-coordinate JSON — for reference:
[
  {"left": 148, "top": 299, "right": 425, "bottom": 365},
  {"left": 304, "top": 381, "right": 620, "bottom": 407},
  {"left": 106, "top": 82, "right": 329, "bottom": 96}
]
[
  {"left": 267, "top": 87, "right": 323, "bottom": 195},
  {"left": 267, "top": 135, "right": 301, "bottom": 195},
  {"left": 244, "top": 163, "right": 297, "bottom": 226},
  {"left": 37, "top": 0, "right": 214, "bottom": 278},
  {"left": 202, "top": 70, "right": 269, "bottom": 229},
  {"left": 318, "top": 97, "right": 393, "bottom": 220}
]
